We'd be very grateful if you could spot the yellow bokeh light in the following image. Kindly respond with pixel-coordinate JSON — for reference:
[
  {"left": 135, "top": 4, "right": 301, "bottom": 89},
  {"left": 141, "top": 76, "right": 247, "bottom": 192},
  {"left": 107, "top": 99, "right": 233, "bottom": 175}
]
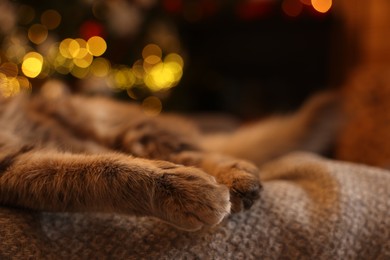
[
  {"left": 145, "top": 63, "right": 175, "bottom": 91},
  {"left": 41, "top": 9, "right": 62, "bottom": 30},
  {"left": 142, "top": 96, "right": 162, "bottom": 117},
  {"left": 59, "top": 38, "right": 75, "bottom": 58},
  {"left": 164, "top": 53, "right": 184, "bottom": 68},
  {"left": 73, "top": 53, "right": 93, "bottom": 68},
  {"left": 142, "top": 44, "right": 162, "bottom": 59},
  {"left": 16, "top": 76, "right": 31, "bottom": 90},
  {"left": 0, "top": 76, "right": 21, "bottom": 97},
  {"left": 132, "top": 59, "right": 145, "bottom": 80},
  {"left": 0, "top": 62, "right": 19, "bottom": 78},
  {"left": 71, "top": 66, "right": 89, "bottom": 79},
  {"left": 53, "top": 53, "right": 73, "bottom": 75},
  {"left": 74, "top": 38, "right": 88, "bottom": 59},
  {"left": 87, "top": 36, "right": 107, "bottom": 57},
  {"left": 90, "top": 58, "right": 111, "bottom": 77},
  {"left": 112, "top": 68, "right": 136, "bottom": 89},
  {"left": 6, "top": 45, "right": 26, "bottom": 64},
  {"left": 28, "top": 24, "right": 48, "bottom": 44},
  {"left": 22, "top": 52, "right": 43, "bottom": 78},
  {"left": 311, "top": 0, "right": 332, "bottom": 13},
  {"left": 68, "top": 39, "right": 81, "bottom": 58}
]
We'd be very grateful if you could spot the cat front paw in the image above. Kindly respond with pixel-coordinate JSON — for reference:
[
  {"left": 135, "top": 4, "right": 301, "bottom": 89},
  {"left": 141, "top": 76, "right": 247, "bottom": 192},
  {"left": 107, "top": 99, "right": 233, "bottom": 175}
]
[
  {"left": 151, "top": 161, "right": 231, "bottom": 231},
  {"left": 215, "top": 160, "right": 262, "bottom": 213}
]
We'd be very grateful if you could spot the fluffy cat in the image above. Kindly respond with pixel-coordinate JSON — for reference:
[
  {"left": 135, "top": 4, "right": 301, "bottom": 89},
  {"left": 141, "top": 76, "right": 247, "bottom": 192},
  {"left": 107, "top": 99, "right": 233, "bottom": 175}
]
[{"left": 0, "top": 83, "right": 337, "bottom": 231}]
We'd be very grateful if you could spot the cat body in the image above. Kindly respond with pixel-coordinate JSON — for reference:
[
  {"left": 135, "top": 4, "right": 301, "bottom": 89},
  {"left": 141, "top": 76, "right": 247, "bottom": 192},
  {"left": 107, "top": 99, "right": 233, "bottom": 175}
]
[{"left": 0, "top": 86, "right": 337, "bottom": 231}]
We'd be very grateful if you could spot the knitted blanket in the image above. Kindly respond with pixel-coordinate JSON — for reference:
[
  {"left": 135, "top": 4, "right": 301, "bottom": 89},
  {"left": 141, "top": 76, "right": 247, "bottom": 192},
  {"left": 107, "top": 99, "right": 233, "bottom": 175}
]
[{"left": 1, "top": 152, "right": 389, "bottom": 259}]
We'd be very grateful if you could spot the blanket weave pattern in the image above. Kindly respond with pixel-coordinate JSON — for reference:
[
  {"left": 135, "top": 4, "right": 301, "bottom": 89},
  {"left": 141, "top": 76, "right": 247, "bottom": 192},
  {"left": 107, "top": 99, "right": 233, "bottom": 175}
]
[{"left": 1, "top": 152, "right": 390, "bottom": 259}]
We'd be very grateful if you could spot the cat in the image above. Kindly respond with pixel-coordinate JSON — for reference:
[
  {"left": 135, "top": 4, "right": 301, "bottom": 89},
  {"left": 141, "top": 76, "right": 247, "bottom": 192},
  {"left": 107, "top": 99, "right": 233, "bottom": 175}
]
[{"left": 0, "top": 81, "right": 338, "bottom": 231}]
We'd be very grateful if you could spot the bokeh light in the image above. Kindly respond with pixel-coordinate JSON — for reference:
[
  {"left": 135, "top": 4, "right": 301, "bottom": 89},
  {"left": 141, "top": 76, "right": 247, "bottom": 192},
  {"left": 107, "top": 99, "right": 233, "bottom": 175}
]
[
  {"left": 0, "top": 75, "right": 20, "bottom": 97},
  {"left": 18, "top": 5, "right": 35, "bottom": 25},
  {"left": 90, "top": 58, "right": 111, "bottom": 77},
  {"left": 282, "top": 0, "right": 303, "bottom": 17},
  {"left": 0, "top": 62, "right": 19, "bottom": 78},
  {"left": 22, "top": 52, "right": 43, "bottom": 78},
  {"left": 87, "top": 36, "right": 107, "bottom": 57},
  {"left": 311, "top": 0, "right": 332, "bottom": 13},
  {"left": 41, "top": 10, "right": 62, "bottom": 30},
  {"left": 28, "top": 24, "right": 48, "bottom": 44}
]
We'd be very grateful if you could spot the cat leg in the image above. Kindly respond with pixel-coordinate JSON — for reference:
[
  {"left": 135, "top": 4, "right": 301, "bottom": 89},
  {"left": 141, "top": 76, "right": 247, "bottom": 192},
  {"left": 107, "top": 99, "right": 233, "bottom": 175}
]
[
  {"left": 169, "top": 152, "right": 261, "bottom": 213},
  {"left": 0, "top": 148, "right": 230, "bottom": 231}
]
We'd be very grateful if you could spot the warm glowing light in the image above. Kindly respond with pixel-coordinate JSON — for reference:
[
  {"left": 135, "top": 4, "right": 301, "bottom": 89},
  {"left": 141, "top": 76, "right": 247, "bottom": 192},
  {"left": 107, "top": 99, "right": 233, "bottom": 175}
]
[
  {"left": 300, "top": 0, "right": 311, "bottom": 5},
  {"left": 73, "top": 53, "right": 93, "bottom": 68},
  {"left": 0, "top": 76, "right": 20, "bottom": 97},
  {"left": 0, "top": 62, "right": 19, "bottom": 77},
  {"left": 87, "top": 36, "right": 107, "bottom": 56},
  {"left": 164, "top": 53, "right": 184, "bottom": 68},
  {"left": 311, "top": 0, "right": 332, "bottom": 13},
  {"left": 18, "top": 5, "right": 35, "bottom": 25},
  {"left": 73, "top": 38, "right": 89, "bottom": 59},
  {"left": 142, "top": 44, "right": 162, "bottom": 59},
  {"left": 90, "top": 58, "right": 111, "bottom": 77},
  {"left": 28, "top": 24, "right": 48, "bottom": 44},
  {"left": 132, "top": 59, "right": 145, "bottom": 80},
  {"left": 145, "top": 62, "right": 178, "bottom": 91},
  {"left": 6, "top": 45, "right": 26, "bottom": 64},
  {"left": 282, "top": 0, "right": 303, "bottom": 17},
  {"left": 142, "top": 96, "right": 162, "bottom": 116},
  {"left": 41, "top": 10, "right": 62, "bottom": 30},
  {"left": 16, "top": 76, "right": 31, "bottom": 90},
  {"left": 112, "top": 68, "right": 136, "bottom": 89},
  {"left": 68, "top": 40, "right": 81, "bottom": 58},
  {"left": 22, "top": 52, "right": 43, "bottom": 78},
  {"left": 71, "top": 66, "right": 89, "bottom": 79},
  {"left": 59, "top": 38, "right": 75, "bottom": 58}
]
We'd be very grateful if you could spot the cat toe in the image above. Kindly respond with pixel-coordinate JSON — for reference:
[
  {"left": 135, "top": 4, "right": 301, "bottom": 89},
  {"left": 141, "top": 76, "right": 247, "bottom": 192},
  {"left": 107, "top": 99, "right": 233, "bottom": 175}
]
[
  {"left": 151, "top": 165, "right": 231, "bottom": 231},
  {"left": 230, "top": 174, "right": 261, "bottom": 212},
  {"left": 215, "top": 160, "right": 262, "bottom": 213}
]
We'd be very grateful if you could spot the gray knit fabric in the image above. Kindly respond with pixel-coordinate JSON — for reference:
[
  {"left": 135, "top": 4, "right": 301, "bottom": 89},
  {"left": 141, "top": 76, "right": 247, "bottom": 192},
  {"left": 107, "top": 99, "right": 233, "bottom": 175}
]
[{"left": 1, "top": 152, "right": 390, "bottom": 259}]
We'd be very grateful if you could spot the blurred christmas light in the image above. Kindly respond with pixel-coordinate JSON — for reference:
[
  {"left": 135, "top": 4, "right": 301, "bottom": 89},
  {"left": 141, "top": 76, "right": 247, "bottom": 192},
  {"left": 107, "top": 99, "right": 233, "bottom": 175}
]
[
  {"left": 28, "top": 24, "right": 48, "bottom": 44},
  {"left": 165, "top": 53, "right": 184, "bottom": 67},
  {"left": 0, "top": 75, "right": 20, "bottom": 97},
  {"left": 73, "top": 53, "right": 93, "bottom": 68},
  {"left": 90, "top": 58, "right": 111, "bottom": 77},
  {"left": 16, "top": 76, "right": 31, "bottom": 90},
  {"left": 282, "top": 0, "right": 303, "bottom": 17},
  {"left": 80, "top": 20, "right": 104, "bottom": 39},
  {"left": 21, "top": 52, "right": 43, "bottom": 78},
  {"left": 87, "top": 36, "right": 107, "bottom": 56},
  {"left": 71, "top": 65, "right": 89, "bottom": 79},
  {"left": 311, "top": 0, "right": 332, "bottom": 13},
  {"left": 18, "top": 5, "right": 35, "bottom": 25},
  {"left": 59, "top": 38, "right": 76, "bottom": 58},
  {"left": 142, "top": 96, "right": 162, "bottom": 116},
  {"left": 300, "top": 0, "right": 311, "bottom": 5},
  {"left": 0, "top": 62, "right": 19, "bottom": 77},
  {"left": 6, "top": 45, "right": 26, "bottom": 64},
  {"left": 142, "top": 44, "right": 162, "bottom": 59},
  {"left": 41, "top": 10, "right": 61, "bottom": 30},
  {"left": 112, "top": 68, "right": 136, "bottom": 89}
]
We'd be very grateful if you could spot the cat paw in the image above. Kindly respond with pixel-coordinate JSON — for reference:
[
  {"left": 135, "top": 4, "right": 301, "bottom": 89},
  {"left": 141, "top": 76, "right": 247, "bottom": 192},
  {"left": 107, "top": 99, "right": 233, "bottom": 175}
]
[
  {"left": 151, "top": 161, "right": 231, "bottom": 231},
  {"left": 120, "top": 120, "right": 197, "bottom": 160},
  {"left": 169, "top": 152, "right": 262, "bottom": 213},
  {"left": 215, "top": 160, "right": 262, "bottom": 213}
]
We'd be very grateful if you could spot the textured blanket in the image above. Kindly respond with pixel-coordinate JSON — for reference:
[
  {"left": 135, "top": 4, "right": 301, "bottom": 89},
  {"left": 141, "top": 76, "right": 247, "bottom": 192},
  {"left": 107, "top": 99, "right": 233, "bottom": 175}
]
[{"left": 1, "top": 152, "right": 389, "bottom": 259}]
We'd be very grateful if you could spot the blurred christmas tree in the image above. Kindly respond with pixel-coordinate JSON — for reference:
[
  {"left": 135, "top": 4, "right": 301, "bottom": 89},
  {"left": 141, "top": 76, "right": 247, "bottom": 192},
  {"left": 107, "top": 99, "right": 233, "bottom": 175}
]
[{"left": 0, "top": 0, "right": 336, "bottom": 117}]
